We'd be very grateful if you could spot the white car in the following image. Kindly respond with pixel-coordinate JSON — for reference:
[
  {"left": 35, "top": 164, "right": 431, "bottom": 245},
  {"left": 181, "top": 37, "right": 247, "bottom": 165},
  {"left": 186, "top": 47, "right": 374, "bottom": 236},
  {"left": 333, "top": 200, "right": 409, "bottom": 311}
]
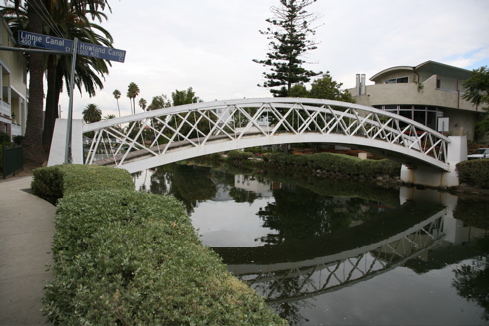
[{"left": 467, "top": 148, "right": 489, "bottom": 160}]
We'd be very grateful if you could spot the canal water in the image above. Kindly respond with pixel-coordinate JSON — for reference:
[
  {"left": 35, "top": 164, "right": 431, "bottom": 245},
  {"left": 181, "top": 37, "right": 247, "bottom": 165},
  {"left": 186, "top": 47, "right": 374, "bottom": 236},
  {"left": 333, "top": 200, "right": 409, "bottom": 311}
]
[{"left": 134, "top": 163, "right": 489, "bottom": 325}]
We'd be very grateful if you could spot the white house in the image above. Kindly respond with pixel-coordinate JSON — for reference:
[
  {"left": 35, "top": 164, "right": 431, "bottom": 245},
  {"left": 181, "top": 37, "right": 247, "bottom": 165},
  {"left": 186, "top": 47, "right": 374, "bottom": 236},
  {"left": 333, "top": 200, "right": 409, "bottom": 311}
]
[{"left": 349, "top": 61, "right": 479, "bottom": 141}]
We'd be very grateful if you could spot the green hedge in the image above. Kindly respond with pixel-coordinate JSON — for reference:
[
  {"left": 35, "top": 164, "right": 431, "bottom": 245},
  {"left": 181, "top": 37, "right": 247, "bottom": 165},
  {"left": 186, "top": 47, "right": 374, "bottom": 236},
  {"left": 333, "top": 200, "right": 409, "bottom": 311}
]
[
  {"left": 269, "top": 152, "right": 401, "bottom": 177},
  {"left": 456, "top": 159, "right": 489, "bottom": 188},
  {"left": 227, "top": 150, "right": 253, "bottom": 160},
  {"left": 31, "top": 164, "right": 134, "bottom": 204},
  {"left": 36, "top": 165, "right": 285, "bottom": 325}
]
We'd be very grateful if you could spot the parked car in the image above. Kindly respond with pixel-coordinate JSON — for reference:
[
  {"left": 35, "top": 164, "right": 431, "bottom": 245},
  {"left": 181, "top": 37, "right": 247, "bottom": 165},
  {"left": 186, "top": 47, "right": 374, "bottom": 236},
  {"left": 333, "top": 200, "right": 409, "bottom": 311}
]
[{"left": 467, "top": 148, "right": 489, "bottom": 160}]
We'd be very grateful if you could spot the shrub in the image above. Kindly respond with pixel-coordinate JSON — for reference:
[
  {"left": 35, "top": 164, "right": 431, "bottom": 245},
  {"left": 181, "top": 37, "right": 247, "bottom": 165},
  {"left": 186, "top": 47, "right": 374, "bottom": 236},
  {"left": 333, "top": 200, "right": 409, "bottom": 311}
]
[
  {"left": 32, "top": 164, "right": 134, "bottom": 204},
  {"left": 456, "top": 159, "right": 489, "bottom": 188},
  {"left": 227, "top": 150, "right": 253, "bottom": 160},
  {"left": 43, "top": 189, "right": 286, "bottom": 325},
  {"left": 12, "top": 135, "right": 24, "bottom": 145}
]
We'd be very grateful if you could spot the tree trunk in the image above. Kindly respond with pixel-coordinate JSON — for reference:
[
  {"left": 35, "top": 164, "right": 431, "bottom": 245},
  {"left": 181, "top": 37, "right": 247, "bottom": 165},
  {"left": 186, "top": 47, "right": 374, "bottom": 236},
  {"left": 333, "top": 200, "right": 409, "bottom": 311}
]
[
  {"left": 23, "top": 0, "right": 46, "bottom": 165},
  {"left": 42, "top": 56, "right": 61, "bottom": 155}
]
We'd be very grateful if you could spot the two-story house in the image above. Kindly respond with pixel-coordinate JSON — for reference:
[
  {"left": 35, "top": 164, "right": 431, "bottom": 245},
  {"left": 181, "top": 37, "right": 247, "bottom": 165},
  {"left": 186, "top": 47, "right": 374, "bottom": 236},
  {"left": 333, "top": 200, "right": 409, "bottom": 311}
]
[
  {"left": 0, "top": 15, "right": 28, "bottom": 142},
  {"left": 350, "top": 61, "right": 479, "bottom": 141}
]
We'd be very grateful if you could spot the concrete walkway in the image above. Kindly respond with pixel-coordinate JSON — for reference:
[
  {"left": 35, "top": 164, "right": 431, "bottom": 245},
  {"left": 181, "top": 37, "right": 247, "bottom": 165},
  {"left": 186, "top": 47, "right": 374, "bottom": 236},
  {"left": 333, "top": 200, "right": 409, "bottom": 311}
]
[{"left": 0, "top": 177, "right": 55, "bottom": 325}]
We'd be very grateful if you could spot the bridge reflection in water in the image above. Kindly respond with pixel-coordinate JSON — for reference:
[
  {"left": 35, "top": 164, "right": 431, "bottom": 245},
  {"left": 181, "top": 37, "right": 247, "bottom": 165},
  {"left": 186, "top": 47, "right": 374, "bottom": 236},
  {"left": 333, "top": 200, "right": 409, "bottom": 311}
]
[{"left": 214, "top": 204, "right": 447, "bottom": 305}]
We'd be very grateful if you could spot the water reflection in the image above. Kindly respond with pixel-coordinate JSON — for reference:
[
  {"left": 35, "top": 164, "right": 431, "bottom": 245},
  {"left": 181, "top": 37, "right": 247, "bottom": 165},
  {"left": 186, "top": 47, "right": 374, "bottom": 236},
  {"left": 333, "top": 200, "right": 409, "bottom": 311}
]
[{"left": 137, "top": 163, "right": 489, "bottom": 325}]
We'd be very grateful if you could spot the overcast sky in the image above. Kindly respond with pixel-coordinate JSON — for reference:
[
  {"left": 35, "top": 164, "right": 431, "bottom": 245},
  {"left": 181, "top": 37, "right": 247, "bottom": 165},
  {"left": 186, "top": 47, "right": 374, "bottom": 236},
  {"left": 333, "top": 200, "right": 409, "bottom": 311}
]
[{"left": 59, "top": 0, "right": 489, "bottom": 119}]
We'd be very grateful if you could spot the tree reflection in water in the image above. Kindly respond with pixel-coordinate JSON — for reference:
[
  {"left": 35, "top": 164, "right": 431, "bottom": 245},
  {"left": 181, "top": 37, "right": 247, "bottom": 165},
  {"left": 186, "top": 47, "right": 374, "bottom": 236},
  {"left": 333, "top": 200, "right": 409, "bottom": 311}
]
[{"left": 452, "top": 236, "right": 489, "bottom": 322}]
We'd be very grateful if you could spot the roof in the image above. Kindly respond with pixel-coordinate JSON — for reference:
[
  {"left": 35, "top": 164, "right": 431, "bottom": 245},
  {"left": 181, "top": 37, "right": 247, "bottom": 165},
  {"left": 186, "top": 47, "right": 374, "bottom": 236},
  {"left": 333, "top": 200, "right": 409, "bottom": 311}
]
[{"left": 370, "top": 60, "right": 471, "bottom": 82}]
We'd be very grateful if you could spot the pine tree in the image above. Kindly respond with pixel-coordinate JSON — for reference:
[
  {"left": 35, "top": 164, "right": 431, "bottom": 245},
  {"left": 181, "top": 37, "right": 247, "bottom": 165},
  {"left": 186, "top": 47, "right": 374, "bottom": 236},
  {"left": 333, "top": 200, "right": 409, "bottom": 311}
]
[{"left": 254, "top": 0, "right": 322, "bottom": 97}]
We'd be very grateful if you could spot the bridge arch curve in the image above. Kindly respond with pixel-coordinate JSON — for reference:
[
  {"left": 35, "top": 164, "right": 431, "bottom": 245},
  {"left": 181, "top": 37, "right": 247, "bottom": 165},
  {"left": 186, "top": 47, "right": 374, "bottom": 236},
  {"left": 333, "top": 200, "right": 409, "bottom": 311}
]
[{"left": 68, "top": 98, "right": 451, "bottom": 173}]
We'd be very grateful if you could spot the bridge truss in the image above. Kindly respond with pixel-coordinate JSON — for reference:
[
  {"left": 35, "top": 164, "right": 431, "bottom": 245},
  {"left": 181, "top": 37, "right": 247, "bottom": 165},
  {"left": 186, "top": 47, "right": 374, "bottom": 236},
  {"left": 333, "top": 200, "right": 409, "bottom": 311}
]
[
  {"left": 229, "top": 210, "right": 446, "bottom": 305},
  {"left": 80, "top": 98, "right": 451, "bottom": 172}
]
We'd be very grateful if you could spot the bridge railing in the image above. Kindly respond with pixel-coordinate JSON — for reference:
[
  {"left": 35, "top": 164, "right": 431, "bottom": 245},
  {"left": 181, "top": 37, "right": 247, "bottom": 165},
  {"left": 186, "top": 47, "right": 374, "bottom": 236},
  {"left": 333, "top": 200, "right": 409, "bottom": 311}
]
[{"left": 82, "top": 98, "right": 450, "bottom": 168}]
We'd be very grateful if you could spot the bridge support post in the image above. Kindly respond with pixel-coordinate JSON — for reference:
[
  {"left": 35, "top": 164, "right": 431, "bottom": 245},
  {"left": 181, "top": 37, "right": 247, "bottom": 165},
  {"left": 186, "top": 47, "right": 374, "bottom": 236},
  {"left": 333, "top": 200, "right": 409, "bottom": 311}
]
[
  {"left": 47, "top": 118, "right": 84, "bottom": 166},
  {"left": 400, "top": 136, "right": 467, "bottom": 188}
]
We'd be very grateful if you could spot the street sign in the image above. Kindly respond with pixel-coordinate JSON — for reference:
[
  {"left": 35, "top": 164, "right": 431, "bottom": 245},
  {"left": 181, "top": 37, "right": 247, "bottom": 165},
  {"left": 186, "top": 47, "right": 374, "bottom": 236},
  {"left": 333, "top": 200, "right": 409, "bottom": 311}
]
[
  {"left": 18, "top": 30, "right": 73, "bottom": 53},
  {"left": 78, "top": 41, "right": 126, "bottom": 63},
  {"left": 18, "top": 31, "right": 126, "bottom": 63}
]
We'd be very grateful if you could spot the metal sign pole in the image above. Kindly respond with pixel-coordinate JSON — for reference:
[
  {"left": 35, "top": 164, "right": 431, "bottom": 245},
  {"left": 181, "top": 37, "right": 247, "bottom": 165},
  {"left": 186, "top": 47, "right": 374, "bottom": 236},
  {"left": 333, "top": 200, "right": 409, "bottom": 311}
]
[{"left": 64, "top": 37, "right": 78, "bottom": 164}]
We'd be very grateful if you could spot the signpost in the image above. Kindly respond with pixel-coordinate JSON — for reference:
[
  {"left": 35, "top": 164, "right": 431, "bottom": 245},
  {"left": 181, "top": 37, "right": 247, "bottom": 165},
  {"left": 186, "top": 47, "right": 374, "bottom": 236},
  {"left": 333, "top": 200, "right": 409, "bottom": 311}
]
[
  {"left": 18, "top": 31, "right": 126, "bottom": 62},
  {"left": 17, "top": 31, "right": 126, "bottom": 163}
]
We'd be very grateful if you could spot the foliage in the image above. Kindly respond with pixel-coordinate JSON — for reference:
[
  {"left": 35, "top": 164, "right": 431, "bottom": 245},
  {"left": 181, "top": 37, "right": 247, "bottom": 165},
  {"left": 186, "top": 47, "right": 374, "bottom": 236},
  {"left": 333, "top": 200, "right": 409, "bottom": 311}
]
[
  {"left": 452, "top": 236, "right": 489, "bottom": 322},
  {"left": 268, "top": 152, "right": 401, "bottom": 177},
  {"left": 454, "top": 198, "right": 489, "bottom": 230},
  {"left": 463, "top": 66, "right": 489, "bottom": 108},
  {"left": 82, "top": 103, "right": 102, "bottom": 123},
  {"left": 227, "top": 150, "right": 254, "bottom": 160},
  {"left": 2, "top": 1, "right": 114, "bottom": 155},
  {"left": 147, "top": 94, "right": 171, "bottom": 110},
  {"left": 463, "top": 66, "right": 489, "bottom": 141},
  {"left": 13, "top": 135, "right": 24, "bottom": 145},
  {"left": 113, "top": 89, "right": 121, "bottom": 116},
  {"left": 172, "top": 87, "right": 201, "bottom": 106},
  {"left": 289, "top": 73, "right": 355, "bottom": 102},
  {"left": 31, "top": 164, "right": 134, "bottom": 204},
  {"left": 456, "top": 159, "right": 489, "bottom": 188},
  {"left": 0, "top": 131, "right": 10, "bottom": 143},
  {"left": 34, "top": 165, "right": 286, "bottom": 325},
  {"left": 253, "top": 0, "right": 322, "bottom": 96},
  {"left": 127, "top": 82, "right": 140, "bottom": 114}
]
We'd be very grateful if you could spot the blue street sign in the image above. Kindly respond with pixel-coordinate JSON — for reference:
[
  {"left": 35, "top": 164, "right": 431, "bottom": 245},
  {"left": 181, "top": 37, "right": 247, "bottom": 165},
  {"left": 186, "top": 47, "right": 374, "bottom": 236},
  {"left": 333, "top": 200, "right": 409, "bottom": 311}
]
[
  {"left": 78, "top": 41, "right": 126, "bottom": 63},
  {"left": 18, "top": 31, "right": 126, "bottom": 63},
  {"left": 18, "top": 30, "right": 73, "bottom": 53}
]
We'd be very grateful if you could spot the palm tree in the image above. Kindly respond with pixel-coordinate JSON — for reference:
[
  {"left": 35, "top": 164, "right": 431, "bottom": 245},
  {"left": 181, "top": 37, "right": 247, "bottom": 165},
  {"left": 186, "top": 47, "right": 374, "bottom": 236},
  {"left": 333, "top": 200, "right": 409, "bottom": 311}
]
[
  {"left": 2, "top": 0, "right": 112, "bottom": 163},
  {"left": 127, "top": 82, "right": 140, "bottom": 114},
  {"left": 113, "top": 89, "right": 121, "bottom": 116},
  {"left": 82, "top": 104, "right": 102, "bottom": 123},
  {"left": 104, "top": 114, "right": 116, "bottom": 120},
  {"left": 139, "top": 98, "right": 147, "bottom": 112}
]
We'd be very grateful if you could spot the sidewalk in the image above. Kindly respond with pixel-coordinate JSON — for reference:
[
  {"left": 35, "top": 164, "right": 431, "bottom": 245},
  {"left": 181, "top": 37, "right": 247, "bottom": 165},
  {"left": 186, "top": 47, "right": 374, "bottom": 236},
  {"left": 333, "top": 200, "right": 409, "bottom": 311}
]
[{"left": 0, "top": 176, "right": 55, "bottom": 325}]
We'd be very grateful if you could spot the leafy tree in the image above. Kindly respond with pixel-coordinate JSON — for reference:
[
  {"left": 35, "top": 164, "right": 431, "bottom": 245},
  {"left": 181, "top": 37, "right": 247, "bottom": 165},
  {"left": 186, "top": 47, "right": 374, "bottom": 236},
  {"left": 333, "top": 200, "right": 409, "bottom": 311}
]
[
  {"left": 253, "top": 0, "right": 322, "bottom": 97},
  {"left": 127, "top": 82, "right": 140, "bottom": 114},
  {"left": 309, "top": 73, "right": 355, "bottom": 102},
  {"left": 463, "top": 66, "right": 489, "bottom": 141},
  {"left": 82, "top": 103, "right": 102, "bottom": 123},
  {"left": 463, "top": 66, "right": 489, "bottom": 108},
  {"left": 147, "top": 95, "right": 171, "bottom": 110},
  {"left": 171, "top": 87, "right": 201, "bottom": 106},
  {"left": 113, "top": 89, "right": 121, "bottom": 116}
]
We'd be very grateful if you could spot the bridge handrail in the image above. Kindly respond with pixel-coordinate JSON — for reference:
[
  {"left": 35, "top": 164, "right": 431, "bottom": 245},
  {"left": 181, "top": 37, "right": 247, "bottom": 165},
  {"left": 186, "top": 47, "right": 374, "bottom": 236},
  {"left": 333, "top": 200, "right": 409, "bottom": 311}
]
[
  {"left": 80, "top": 97, "right": 451, "bottom": 171},
  {"left": 82, "top": 98, "right": 450, "bottom": 142}
]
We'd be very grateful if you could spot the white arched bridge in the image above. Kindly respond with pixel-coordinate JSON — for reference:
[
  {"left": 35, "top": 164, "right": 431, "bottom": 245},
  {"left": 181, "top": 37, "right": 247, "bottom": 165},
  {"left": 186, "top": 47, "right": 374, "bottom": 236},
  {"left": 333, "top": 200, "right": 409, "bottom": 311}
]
[{"left": 49, "top": 98, "right": 467, "bottom": 186}]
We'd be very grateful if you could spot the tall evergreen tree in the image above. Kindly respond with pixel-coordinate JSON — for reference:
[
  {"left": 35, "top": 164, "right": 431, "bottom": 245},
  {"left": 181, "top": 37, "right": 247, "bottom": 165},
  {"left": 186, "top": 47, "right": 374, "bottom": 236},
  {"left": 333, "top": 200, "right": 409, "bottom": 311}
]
[{"left": 254, "top": 0, "right": 322, "bottom": 97}]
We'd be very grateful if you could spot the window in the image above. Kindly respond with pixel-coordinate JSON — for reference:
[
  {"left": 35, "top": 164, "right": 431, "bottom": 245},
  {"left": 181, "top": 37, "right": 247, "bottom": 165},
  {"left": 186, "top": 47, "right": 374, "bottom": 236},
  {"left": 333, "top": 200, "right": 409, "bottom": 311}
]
[{"left": 385, "top": 77, "right": 408, "bottom": 84}]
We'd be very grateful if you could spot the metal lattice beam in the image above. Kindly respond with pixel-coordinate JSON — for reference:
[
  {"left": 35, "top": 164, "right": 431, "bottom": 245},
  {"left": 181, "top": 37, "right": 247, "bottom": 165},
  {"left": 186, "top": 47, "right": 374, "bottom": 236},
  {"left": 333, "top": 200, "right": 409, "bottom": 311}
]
[{"left": 80, "top": 98, "right": 451, "bottom": 172}]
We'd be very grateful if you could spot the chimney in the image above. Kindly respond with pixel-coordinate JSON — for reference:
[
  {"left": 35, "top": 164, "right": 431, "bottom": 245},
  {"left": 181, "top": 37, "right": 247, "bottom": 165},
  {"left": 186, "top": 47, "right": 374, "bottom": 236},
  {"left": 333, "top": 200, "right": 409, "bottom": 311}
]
[
  {"left": 355, "top": 74, "right": 361, "bottom": 96},
  {"left": 360, "top": 74, "right": 366, "bottom": 95}
]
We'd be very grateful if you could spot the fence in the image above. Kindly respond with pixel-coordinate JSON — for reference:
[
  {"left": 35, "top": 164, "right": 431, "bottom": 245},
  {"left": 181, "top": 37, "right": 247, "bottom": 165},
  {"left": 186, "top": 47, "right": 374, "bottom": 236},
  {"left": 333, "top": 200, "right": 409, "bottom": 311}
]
[{"left": 2, "top": 145, "right": 23, "bottom": 179}]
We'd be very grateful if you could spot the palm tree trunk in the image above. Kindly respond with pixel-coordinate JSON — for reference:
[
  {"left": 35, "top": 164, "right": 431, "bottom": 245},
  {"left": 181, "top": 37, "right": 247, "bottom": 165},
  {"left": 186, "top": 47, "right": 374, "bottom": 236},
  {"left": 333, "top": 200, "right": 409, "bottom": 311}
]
[
  {"left": 23, "top": 0, "right": 46, "bottom": 165},
  {"left": 43, "top": 56, "right": 60, "bottom": 155}
]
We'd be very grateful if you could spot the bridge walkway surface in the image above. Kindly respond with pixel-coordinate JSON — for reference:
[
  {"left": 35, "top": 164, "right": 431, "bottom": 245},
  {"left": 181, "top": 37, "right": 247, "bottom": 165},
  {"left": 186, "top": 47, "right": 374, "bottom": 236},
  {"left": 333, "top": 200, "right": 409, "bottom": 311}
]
[{"left": 0, "top": 176, "right": 54, "bottom": 325}]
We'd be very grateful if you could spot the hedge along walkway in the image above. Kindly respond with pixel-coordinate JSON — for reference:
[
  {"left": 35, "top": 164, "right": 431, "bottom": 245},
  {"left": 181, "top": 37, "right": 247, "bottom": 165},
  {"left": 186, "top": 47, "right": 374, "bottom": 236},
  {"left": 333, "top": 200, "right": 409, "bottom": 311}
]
[
  {"left": 33, "top": 165, "right": 287, "bottom": 325},
  {"left": 0, "top": 176, "right": 55, "bottom": 325}
]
